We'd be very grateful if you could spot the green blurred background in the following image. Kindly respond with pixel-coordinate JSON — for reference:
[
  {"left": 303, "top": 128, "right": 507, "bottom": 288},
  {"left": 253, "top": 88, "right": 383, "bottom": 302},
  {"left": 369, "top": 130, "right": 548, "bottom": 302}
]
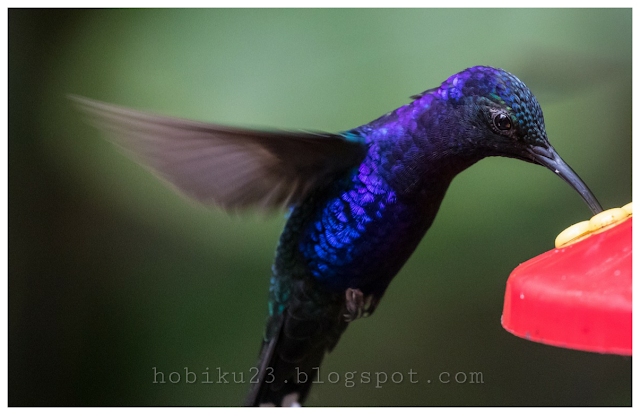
[{"left": 9, "top": 9, "right": 631, "bottom": 406}]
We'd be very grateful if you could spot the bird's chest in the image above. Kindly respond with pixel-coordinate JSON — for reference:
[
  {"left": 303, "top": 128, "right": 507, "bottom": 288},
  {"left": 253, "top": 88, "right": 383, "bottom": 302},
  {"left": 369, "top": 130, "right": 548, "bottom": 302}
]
[{"left": 296, "top": 170, "right": 439, "bottom": 296}]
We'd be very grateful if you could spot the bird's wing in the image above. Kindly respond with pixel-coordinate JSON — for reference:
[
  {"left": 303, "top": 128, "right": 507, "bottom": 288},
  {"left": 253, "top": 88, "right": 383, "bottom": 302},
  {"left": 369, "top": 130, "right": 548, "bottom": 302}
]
[{"left": 71, "top": 96, "right": 367, "bottom": 211}]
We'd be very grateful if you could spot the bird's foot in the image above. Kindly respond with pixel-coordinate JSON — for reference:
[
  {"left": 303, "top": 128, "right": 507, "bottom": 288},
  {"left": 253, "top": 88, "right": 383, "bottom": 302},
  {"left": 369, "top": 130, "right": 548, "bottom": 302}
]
[{"left": 344, "top": 288, "right": 378, "bottom": 322}]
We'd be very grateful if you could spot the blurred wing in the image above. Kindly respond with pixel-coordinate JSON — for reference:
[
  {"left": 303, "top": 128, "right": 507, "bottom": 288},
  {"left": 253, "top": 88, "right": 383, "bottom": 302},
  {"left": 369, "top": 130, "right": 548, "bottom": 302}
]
[{"left": 71, "top": 96, "right": 367, "bottom": 211}]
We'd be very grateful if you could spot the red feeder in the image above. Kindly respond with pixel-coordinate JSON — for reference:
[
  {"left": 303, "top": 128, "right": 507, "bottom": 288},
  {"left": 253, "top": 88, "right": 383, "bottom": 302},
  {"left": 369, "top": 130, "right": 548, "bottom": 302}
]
[{"left": 502, "top": 213, "right": 632, "bottom": 355}]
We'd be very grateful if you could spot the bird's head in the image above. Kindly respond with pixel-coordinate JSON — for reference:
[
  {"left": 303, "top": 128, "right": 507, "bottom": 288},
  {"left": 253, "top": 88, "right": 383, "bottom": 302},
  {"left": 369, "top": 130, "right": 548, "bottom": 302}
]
[{"left": 417, "top": 66, "right": 603, "bottom": 215}]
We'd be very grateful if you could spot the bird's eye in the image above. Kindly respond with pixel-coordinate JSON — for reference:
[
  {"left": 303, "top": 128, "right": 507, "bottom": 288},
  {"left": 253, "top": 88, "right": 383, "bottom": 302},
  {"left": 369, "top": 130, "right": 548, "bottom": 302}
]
[{"left": 493, "top": 113, "right": 512, "bottom": 131}]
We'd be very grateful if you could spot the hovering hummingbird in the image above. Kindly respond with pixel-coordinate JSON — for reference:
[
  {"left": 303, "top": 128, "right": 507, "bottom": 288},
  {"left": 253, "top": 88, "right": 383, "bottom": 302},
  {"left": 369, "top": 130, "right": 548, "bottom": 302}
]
[{"left": 72, "top": 66, "right": 603, "bottom": 407}]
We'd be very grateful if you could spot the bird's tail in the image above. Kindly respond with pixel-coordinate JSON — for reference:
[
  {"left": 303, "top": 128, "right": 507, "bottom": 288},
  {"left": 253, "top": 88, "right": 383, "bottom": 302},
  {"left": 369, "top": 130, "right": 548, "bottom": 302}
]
[{"left": 245, "top": 285, "right": 348, "bottom": 406}]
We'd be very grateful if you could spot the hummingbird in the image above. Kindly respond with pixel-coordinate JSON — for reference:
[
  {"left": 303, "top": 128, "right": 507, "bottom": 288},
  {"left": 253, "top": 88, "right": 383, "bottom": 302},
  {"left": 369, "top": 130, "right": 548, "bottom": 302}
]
[{"left": 72, "top": 66, "right": 603, "bottom": 407}]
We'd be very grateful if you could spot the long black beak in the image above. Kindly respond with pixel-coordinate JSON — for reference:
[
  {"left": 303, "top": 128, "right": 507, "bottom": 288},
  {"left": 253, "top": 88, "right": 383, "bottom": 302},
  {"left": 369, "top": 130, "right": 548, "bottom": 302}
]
[{"left": 528, "top": 145, "right": 603, "bottom": 215}]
